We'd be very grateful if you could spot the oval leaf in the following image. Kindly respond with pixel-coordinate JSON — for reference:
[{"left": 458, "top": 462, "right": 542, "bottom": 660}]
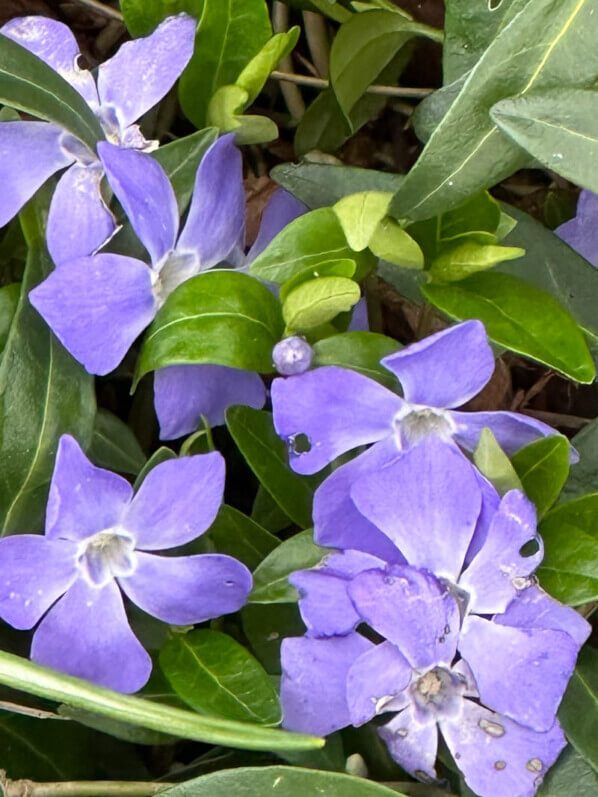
[
  {"left": 559, "top": 647, "right": 598, "bottom": 771},
  {"left": 283, "top": 276, "right": 361, "bottom": 334},
  {"left": 88, "top": 409, "right": 146, "bottom": 475},
  {"left": 312, "top": 331, "right": 400, "bottom": 389},
  {"left": 250, "top": 529, "right": 328, "bottom": 604},
  {"left": 511, "top": 435, "right": 570, "bottom": 518}
]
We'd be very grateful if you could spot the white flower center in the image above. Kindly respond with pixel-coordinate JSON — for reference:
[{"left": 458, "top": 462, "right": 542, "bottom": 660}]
[
  {"left": 392, "top": 404, "right": 457, "bottom": 449},
  {"left": 77, "top": 529, "right": 136, "bottom": 588},
  {"left": 152, "top": 251, "right": 201, "bottom": 305}
]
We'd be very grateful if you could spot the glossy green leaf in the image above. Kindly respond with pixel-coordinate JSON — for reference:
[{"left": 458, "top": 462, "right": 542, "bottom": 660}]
[
  {"left": 440, "top": 191, "right": 502, "bottom": 240},
  {"left": 0, "top": 34, "right": 103, "bottom": 149},
  {"left": 207, "top": 84, "right": 279, "bottom": 145},
  {"left": 121, "top": 0, "right": 204, "bottom": 36},
  {"left": 474, "top": 428, "right": 522, "bottom": 496},
  {"left": 88, "top": 409, "right": 146, "bottom": 475},
  {"left": 369, "top": 219, "right": 424, "bottom": 269},
  {"left": 313, "top": 331, "right": 400, "bottom": 389},
  {"left": 430, "top": 242, "right": 524, "bottom": 281},
  {"left": 559, "top": 647, "right": 598, "bottom": 771},
  {"left": 226, "top": 407, "right": 315, "bottom": 529},
  {"left": 152, "top": 127, "right": 219, "bottom": 213},
  {"left": 283, "top": 277, "right": 361, "bottom": 334},
  {"left": 242, "top": 603, "right": 304, "bottom": 674},
  {"left": 538, "top": 494, "right": 598, "bottom": 605},
  {"left": 160, "top": 630, "right": 281, "bottom": 725},
  {"left": 492, "top": 88, "right": 598, "bottom": 194},
  {"left": 333, "top": 192, "right": 392, "bottom": 251},
  {"left": 562, "top": 419, "right": 598, "bottom": 502},
  {"left": 237, "top": 29, "right": 300, "bottom": 105},
  {"left": 179, "top": 0, "right": 271, "bottom": 128},
  {"left": 538, "top": 746, "right": 598, "bottom": 797},
  {"left": 390, "top": 0, "right": 598, "bottom": 221},
  {"left": 160, "top": 765, "right": 407, "bottom": 796},
  {"left": 0, "top": 283, "right": 19, "bottom": 356},
  {"left": 279, "top": 259, "right": 356, "bottom": 304},
  {"left": 250, "top": 208, "right": 375, "bottom": 284},
  {"left": 0, "top": 650, "right": 321, "bottom": 752},
  {"left": 206, "top": 504, "right": 278, "bottom": 570},
  {"left": 511, "top": 435, "right": 570, "bottom": 518},
  {"left": 250, "top": 529, "right": 328, "bottom": 604},
  {"left": 0, "top": 199, "right": 95, "bottom": 534},
  {"left": 135, "top": 271, "right": 284, "bottom": 386},
  {"left": 251, "top": 485, "right": 292, "bottom": 534},
  {"left": 423, "top": 271, "right": 596, "bottom": 384}
]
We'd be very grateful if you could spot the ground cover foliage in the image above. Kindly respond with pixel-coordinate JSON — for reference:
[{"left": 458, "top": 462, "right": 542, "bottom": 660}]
[{"left": 0, "top": 0, "right": 595, "bottom": 795}]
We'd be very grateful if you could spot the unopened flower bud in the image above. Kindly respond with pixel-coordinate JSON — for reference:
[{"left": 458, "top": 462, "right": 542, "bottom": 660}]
[{"left": 272, "top": 336, "right": 313, "bottom": 376}]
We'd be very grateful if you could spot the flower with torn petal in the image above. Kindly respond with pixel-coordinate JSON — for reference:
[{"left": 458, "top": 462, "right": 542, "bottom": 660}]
[
  {"left": 0, "top": 14, "right": 195, "bottom": 266},
  {"left": 0, "top": 435, "right": 252, "bottom": 693},
  {"left": 556, "top": 190, "right": 598, "bottom": 267},
  {"left": 281, "top": 440, "right": 589, "bottom": 797},
  {"left": 271, "top": 320, "right": 566, "bottom": 551}
]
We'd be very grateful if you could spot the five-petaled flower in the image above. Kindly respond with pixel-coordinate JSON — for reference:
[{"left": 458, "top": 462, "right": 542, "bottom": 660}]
[
  {"left": 0, "top": 14, "right": 195, "bottom": 266},
  {"left": 281, "top": 439, "right": 589, "bottom": 797},
  {"left": 272, "top": 320, "right": 566, "bottom": 557},
  {"left": 0, "top": 435, "right": 252, "bottom": 693}
]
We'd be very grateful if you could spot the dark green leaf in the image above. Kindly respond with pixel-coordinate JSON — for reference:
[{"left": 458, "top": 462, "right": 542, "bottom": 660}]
[
  {"left": 225, "top": 407, "right": 315, "bottom": 529},
  {"left": 439, "top": 191, "right": 501, "bottom": 240},
  {"left": 474, "top": 428, "right": 522, "bottom": 496},
  {"left": 58, "top": 703, "right": 174, "bottom": 746},
  {"left": 0, "top": 283, "right": 19, "bottom": 356},
  {"left": 135, "top": 271, "right": 284, "bottom": 386},
  {"left": 121, "top": 0, "right": 204, "bottom": 37},
  {"left": 160, "top": 765, "right": 408, "bottom": 795},
  {"left": 562, "top": 419, "right": 598, "bottom": 501},
  {"left": 0, "top": 198, "right": 95, "bottom": 534},
  {"left": 206, "top": 504, "right": 278, "bottom": 570},
  {"left": 312, "top": 331, "right": 400, "bottom": 389},
  {"left": 153, "top": 128, "right": 219, "bottom": 213},
  {"left": 0, "top": 34, "right": 103, "bottom": 149},
  {"left": 160, "top": 630, "right": 281, "bottom": 725},
  {"left": 538, "top": 494, "right": 598, "bottom": 605},
  {"left": 538, "top": 746, "right": 598, "bottom": 797},
  {"left": 511, "top": 435, "right": 570, "bottom": 518},
  {"left": 423, "top": 271, "right": 595, "bottom": 384},
  {"left": 251, "top": 485, "right": 292, "bottom": 534},
  {"left": 559, "top": 647, "right": 598, "bottom": 772},
  {"left": 88, "top": 409, "right": 146, "bottom": 475},
  {"left": 250, "top": 529, "right": 328, "bottom": 604},
  {"left": 242, "top": 603, "right": 304, "bottom": 674}
]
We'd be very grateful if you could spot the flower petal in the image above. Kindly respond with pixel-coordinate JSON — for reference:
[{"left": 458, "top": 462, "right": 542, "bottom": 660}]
[
  {"left": 1, "top": 16, "right": 98, "bottom": 105},
  {"left": 379, "top": 708, "right": 439, "bottom": 782},
  {"left": 0, "top": 535, "right": 78, "bottom": 629},
  {"left": 246, "top": 189, "right": 307, "bottom": 262},
  {"left": 346, "top": 641, "right": 411, "bottom": 726},
  {"left": 271, "top": 367, "right": 401, "bottom": 475},
  {"left": 348, "top": 566, "right": 460, "bottom": 669},
  {"left": 280, "top": 633, "right": 373, "bottom": 736},
  {"left": 495, "top": 586, "right": 591, "bottom": 648},
  {"left": 31, "top": 579, "right": 151, "bottom": 693},
  {"left": 0, "top": 122, "right": 72, "bottom": 227},
  {"left": 98, "top": 142, "right": 178, "bottom": 266},
  {"left": 177, "top": 134, "right": 245, "bottom": 268},
  {"left": 154, "top": 365, "right": 266, "bottom": 440},
  {"left": 452, "top": 410, "right": 563, "bottom": 457},
  {"left": 29, "top": 253, "right": 156, "bottom": 375},
  {"left": 96, "top": 14, "right": 196, "bottom": 129},
  {"left": 459, "top": 615, "right": 579, "bottom": 731},
  {"left": 460, "top": 490, "right": 541, "bottom": 615},
  {"left": 381, "top": 321, "right": 494, "bottom": 408},
  {"left": 124, "top": 452, "right": 224, "bottom": 550},
  {"left": 313, "top": 438, "right": 404, "bottom": 560},
  {"left": 47, "top": 164, "right": 116, "bottom": 266},
  {"left": 119, "top": 552, "right": 251, "bottom": 625},
  {"left": 556, "top": 190, "right": 598, "bottom": 267},
  {"left": 45, "top": 435, "right": 133, "bottom": 542},
  {"left": 351, "top": 438, "right": 481, "bottom": 580},
  {"left": 441, "top": 700, "right": 565, "bottom": 797},
  {"left": 464, "top": 471, "right": 501, "bottom": 564}
]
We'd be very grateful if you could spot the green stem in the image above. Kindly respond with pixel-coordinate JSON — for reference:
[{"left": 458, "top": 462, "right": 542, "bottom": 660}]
[{"left": 1, "top": 777, "right": 172, "bottom": 797}]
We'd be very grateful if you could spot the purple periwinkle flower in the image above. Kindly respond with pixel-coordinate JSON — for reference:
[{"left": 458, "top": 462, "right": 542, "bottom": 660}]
[
  {"left": 0, "top": 14, "right": 195, "bottom": 266},
  {"left": 555, "top": 189, "right": 598, "bottom": 267},
  {"left": 273, "top": 336, "right": 314, "bottom": 376},
  {"left": 281, "top": 439, "right": 589, "bottom": 797},
  {"left": 0, "top": 435, "right": 252, "bottom": 693},
  {"left": 271, "top": 320, "right": 565, "bottom": 554}
]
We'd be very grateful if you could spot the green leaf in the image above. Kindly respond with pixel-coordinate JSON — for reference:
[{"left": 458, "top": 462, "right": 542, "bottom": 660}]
[
  {"left": 491, "top": 88, "right": 598, "bottom": 194},
  {"left": 252, "top": 485, "right": 292, "bottom": 533},
  {"left": 250, "top": 208, "right": 375, "bottom": 284},
  {"left": 423, "top": 271, "right": 596, "bottom": 384},
  {"left": 206, "top": 504, "right": 278, "bottom": 570},
  {"left": 473, "top": 428, "right": 522, "bottom": 496},
  {"left": 0, "top": 650, "right": 321, "bottom": 752},
  {"left": 242, "top": 603, "right": 304, "bottom": 673},
  {"left": 237, "top": 29, "right": 300, "bottom": 106},
  {"left": 160, "top": 765, "right": 407, "bottom": 796},
  {"left": 430, "top": 242, "right": 525, "bottom": 282},
  {"left": 439, "top": 191, "right": 502, "bottom": 240},
  {"left": 283, "top": 276, "right": 361, "bottom": 334},
  {"left": 135, "top": 271, "right": 284, "bottom": 386},
  {"left": 562, "top": 419, "right": 598, "bottom": 501},
  {"left": 160, "top": 629, "right": 281, "bottom": 725},
  {"left": 120, "top": 0, "right": 204, "bottom": 37},
  {"left": 207, "top": 84, "right": 279, "bottom": 145},
  {"left": 511, "top": 435, "right": 570, "bottom": 518},
  {"left": 538, "top": 494, "right": 598, "bottom": 605},
  {"left": 559, "top": 647, "right": 598, "bottom": 772},
  {"left": 225, "top": 407, "right": 315, "bottom": 529},
  {"left": 88, "top": 409, "right": 146, "bottom": 475},
  {"left": 312, "top": 331, "right": 400, "bottom": 389},
  {"left": 333, "top": 191, "right": 392, "bottom": 251},
  {"left": 0, "top": 198, "right": 95, "bottom": 534},
  {"left": 0, "top": 283, "right": 20, "bottom": 356},
  {"left": 369, "top": 219, "right": 424, "bottom": 269},
  {"left": 250, "top": 529, "right": 328, "bottom": 604},
  {"left": 279, "top": 259, "right": 357, "bottom": 304},
  {"left": 0, "top": 34, "right": 103, "bottom": 149},
  {"left": 390, "top": 0, "right": 598, "bottom": 221},
  {"left": 179, "top": 0, "right": 272, "bottom": 129},
  {"left": 538, "top": 746, "right": 598, "bottom": 797},
  {"left": 152, "top": 128, "right": 219, "bottom": 213},
  {"left": 133, "top": 446, "right": 177, "bottom": 489}
]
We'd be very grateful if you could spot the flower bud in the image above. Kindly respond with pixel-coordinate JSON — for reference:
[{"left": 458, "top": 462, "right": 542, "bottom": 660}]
[{"left": 272, "top": 336, "right": 313, "bottom": 376}]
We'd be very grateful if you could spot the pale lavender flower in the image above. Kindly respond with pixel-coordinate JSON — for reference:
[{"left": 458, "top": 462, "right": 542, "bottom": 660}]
[
  {"left": 0, "top": 435, "right": 251, "bottom": 693},
  {"left": 555, "top": 190, "right": 598, "bottom": 267},
  {"left": 281, "top": 439, "right": 589, "bottom": 797},
  {"left": 272, "top": 336, "right": 314, "bottom": 376},
  {"left": 0, "top": 14, "right": 195, "bottom": 266}
]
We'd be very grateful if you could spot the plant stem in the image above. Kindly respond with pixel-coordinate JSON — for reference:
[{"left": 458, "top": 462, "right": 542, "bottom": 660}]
[
  {"left": 269, "top": 71, "right": 433, "bottom": 98},
  {"left": 0, "top": 774, "right": 173, "bottom": 797},
  {"left": 272, "top": 3, "right": 306, "bottom": 121},
  {"left": 76, "top": 0, "right": 124, "bottom": 21}
]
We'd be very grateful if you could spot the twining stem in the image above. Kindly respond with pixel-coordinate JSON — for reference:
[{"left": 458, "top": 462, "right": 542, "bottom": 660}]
[
  {"left": 0, "top": 775, "right": 174, "bottom": 797},
  {"left": 270, "top": 71, "right": 433, "bottom": 98}
]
